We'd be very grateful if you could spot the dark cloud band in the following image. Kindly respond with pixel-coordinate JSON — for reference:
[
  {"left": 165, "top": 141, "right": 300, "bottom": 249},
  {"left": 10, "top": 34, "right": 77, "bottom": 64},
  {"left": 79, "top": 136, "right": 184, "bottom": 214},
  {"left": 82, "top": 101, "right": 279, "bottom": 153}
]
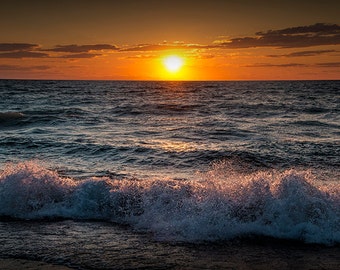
[
  {"left": 46, "top": 44, "right": 118, "bottom": 53},
  {"left": 0, "top": 51, "right": 48, "bottom": 58},
  {"left": 267, "top": 50, "right": 337, "bottom": 58},
  {"left": 217, "top": 23, "right": 340, "bottom": 49},
  {"left": 0, "top": 43, "right": 39, "bottom": 52}
]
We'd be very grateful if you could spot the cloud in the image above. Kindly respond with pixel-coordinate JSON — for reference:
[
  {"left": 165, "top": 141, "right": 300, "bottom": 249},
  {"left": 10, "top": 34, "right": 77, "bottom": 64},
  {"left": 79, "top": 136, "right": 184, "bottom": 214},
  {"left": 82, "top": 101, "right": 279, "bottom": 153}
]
[
  {"left": 216, "top": 23, "right": 340, "bottom": 49},
  {"left": 244, "top": 63, "right": 308, "bottom": 68},
  {"left": 0, "top": 64, "right": 50, "bottom": 71},
  {"left": 125, "top": 54, "right": 157, "bottom": 59},
  {"left": 0, "top": 43, "right": 47, "bottom": 58},
  {"left": 316, "top": 62, "right": 340, "bottom": 67},
  {"left": 267, "top": 50, "right": 337, "bottom": 57},
  {"left": 121, "top": 43, "right": 213, "bottom": 52},
  {"left": 192, "top": 54, "right": 215, "bottom": 59},
  {"left": 46, "top": 44, "right": 118, "bottom": 53},
  {"left": 0, "top": 43, "right": 39, "bottom": 52},
  {"left": 0, "top": 51, "right": 49, "bottom": 58},
  {"left": 124, "top": 52, "right": 215, "bottom": 60},
  {"left": 245, "top": 62, "right": 340, "bottom": 68},
  {"left": 59, "top": 53, "right": 101, "bottom": 58},
  {"left": 255, "top": 23, "right": 340, "bottom": 36}
]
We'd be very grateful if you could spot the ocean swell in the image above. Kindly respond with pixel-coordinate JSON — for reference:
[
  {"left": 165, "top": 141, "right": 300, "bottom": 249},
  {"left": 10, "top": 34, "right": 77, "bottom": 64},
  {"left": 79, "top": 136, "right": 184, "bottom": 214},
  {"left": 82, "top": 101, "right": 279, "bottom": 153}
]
[{"left": 0, "top": 161, "right": 339, "bottom": 245}]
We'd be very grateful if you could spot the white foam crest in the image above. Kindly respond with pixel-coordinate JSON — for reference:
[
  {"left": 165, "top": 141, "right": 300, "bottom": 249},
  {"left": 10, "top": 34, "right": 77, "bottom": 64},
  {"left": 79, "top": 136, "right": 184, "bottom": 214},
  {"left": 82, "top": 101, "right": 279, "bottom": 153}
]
[
  {"left": 133, "top": 170, "right": 339, "bottom": 244},
  {"left": 0, "top": 161, "right": 75, "bottom": 218},
  {"left": 0, "top": 161, "right": 339, "bottom": 244}
]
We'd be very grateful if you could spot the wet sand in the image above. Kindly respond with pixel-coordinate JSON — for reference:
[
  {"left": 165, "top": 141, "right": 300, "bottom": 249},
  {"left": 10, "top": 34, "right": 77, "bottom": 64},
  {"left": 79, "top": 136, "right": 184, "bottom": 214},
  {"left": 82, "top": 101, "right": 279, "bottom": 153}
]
[
  {"left": 182, "top": 240, "right": 340, "bottom": 270},
  {"left": 1, "top": 220, "right": 339, "bottom": 269},
  {"left": 0, "top": 258, "right": 72, "bottom": 270},
  {"left": 1, "top": 242, "right": 339, "bottom": 270}
]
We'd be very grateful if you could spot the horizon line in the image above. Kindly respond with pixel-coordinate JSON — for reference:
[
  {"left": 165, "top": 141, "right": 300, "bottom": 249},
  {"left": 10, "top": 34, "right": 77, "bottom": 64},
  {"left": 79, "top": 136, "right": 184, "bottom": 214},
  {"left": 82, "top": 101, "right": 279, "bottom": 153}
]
[{"left": 1, "top": 78, "right": 339, "bottom": 82}]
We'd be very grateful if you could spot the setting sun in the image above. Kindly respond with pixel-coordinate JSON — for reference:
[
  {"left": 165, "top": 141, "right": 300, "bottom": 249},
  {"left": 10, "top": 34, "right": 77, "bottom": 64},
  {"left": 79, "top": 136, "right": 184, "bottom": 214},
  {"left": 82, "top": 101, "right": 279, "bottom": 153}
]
[{"left": 163, "top": 55, "right": 184, "bottom": 73}]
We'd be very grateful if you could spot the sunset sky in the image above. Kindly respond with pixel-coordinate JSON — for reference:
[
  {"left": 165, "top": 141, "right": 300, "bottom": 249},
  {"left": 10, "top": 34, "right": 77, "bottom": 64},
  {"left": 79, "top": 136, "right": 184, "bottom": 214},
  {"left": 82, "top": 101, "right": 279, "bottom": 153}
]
[{"left": 1, "top": 0, "right": 339, "bottom": 80}]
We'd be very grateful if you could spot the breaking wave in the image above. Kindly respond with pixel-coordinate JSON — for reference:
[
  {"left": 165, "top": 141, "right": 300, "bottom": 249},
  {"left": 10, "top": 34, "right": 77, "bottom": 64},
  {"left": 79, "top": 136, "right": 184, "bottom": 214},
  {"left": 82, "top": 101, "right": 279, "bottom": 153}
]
[{"left": 0, "top": 161, "right": 339, "bottom": 245}]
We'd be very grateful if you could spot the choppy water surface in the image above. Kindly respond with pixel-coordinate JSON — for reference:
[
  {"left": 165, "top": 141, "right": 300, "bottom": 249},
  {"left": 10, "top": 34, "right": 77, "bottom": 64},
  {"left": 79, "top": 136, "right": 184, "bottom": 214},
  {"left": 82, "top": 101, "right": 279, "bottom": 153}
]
[
  {"left": 1, "top": 80, "right": 339, "bottom": 178},
  {"left": 0, "top": 80, "right": 339, "bottom": 268}
]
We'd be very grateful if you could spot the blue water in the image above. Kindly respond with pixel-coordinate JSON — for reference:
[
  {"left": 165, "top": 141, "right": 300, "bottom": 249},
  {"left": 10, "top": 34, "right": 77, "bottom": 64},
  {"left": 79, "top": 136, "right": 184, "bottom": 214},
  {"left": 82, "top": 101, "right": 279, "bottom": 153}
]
[{"left": 0, "top": 80, "right": 339, "bottom": 268}]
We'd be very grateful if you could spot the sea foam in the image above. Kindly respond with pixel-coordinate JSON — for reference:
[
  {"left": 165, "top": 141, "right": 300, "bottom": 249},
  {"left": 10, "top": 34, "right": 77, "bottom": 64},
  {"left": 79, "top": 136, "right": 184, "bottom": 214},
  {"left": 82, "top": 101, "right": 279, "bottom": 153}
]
[{"left": 0, "top": 161, "right": 339, "bottom": 245}]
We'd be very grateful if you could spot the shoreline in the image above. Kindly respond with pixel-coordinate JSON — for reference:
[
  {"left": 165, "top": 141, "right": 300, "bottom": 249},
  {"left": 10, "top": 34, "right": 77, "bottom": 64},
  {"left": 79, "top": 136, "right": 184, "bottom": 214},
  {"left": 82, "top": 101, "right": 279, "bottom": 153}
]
[{"left": 0, "top": 259, "right": 72, "bottom": 270}]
